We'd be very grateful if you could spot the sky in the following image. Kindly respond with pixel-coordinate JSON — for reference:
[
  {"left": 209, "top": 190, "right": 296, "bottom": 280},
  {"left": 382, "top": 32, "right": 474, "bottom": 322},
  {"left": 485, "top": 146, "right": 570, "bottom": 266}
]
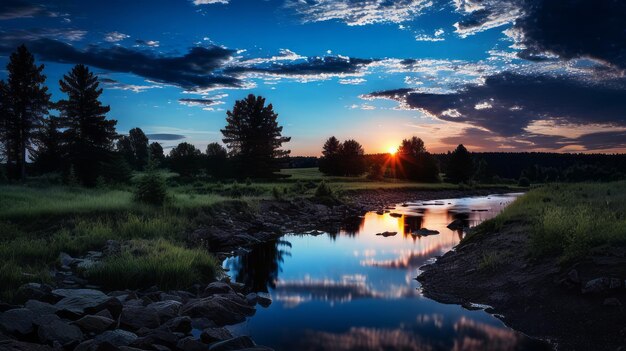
[{"left": 0, "top": 0, "right": 625, "bottom": 156}]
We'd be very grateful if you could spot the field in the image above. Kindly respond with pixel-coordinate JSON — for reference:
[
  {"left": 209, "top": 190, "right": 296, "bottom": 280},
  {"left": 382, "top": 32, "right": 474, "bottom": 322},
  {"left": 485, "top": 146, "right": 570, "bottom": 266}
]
[{"left": 470, "top": 181, "right": 626, "bottom": 262}]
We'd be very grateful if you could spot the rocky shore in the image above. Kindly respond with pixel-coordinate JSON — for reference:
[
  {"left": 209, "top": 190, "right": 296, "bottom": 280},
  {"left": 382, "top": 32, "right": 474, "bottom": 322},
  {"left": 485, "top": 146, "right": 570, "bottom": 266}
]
[
  {"left": 417, "top": 222, "right": 626, "bottom": 351},
  {"left": 0, "top": 187, "right": 514, "bottom": 351}
]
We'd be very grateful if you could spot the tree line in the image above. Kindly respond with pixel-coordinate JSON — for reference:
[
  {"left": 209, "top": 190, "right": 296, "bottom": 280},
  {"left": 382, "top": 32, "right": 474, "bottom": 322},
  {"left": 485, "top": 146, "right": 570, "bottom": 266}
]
[{"left": 0, "top": 46, "right": 291, "bottom": 185}]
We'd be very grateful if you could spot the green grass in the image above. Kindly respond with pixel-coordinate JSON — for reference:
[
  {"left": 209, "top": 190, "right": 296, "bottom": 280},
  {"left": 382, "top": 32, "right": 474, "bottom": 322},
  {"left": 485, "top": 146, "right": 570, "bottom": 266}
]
[
  {"left": 87, "top": 239, "right": 221, "bottom": 290},
  {"left": 469, "top": 181, "right": 626, "bottom": 262}
]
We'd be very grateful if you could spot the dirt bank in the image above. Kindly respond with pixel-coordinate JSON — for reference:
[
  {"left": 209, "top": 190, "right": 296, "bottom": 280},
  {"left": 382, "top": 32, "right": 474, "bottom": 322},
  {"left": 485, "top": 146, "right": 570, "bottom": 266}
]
[{"left": 417, "top": 223, "right": 626, "bottom": 351}]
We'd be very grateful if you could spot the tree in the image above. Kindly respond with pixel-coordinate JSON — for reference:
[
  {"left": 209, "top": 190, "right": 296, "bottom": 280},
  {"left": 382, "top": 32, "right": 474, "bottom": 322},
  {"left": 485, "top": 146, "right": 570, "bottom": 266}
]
[
  {"left": 116, "top": 128, "right": 149, "bottom": 170},
  {"left": 221, "top": 94, "right": 290, "bottom": 178},
  {"left": 0, "top": 81, "right": 9, "bottom": 164},
  {"left": 3, "top": 45, "right": 51, "bottom": 180},
  {"left": 205, "top": 142, "right": 228, "bottom": 178},
  {"left": 367, "top": 162, "right": 384, "bottom": 181},
  {"left": 169, "top": 142, "right": 202, "bottom": 177},
  {"left": 31, "top": 116, "right": 63, "bottom": 174},
  {"left": 446, "top": 144, "right": 473, "bottom": 183},
  {"left": 319, "top": 136, "right": 342, "bottom": 176},
  {"left": 57, "top": 64, "right": 117, "bottom": 186},
  {"left": 397, "top": 136, "right": 439, "bottom": 182},
  {"left": 340, "top": 139, "right": 366, "bottom": 176},
  {"left": 149, "top": 142, "right": 165, "bottom": 166}
]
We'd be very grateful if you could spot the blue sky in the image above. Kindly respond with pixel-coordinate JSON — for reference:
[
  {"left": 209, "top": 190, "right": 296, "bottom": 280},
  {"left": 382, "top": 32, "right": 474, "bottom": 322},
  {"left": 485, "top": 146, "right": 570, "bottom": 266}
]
[{"left": 1, "top": 0, "right": 625, "bottom": 155}]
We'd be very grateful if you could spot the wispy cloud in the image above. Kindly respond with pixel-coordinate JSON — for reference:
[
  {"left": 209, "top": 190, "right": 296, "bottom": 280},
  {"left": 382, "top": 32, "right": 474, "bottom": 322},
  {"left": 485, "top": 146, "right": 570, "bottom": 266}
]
[{"left": 104, "top": 31, "right": 129, "bottom": 43}]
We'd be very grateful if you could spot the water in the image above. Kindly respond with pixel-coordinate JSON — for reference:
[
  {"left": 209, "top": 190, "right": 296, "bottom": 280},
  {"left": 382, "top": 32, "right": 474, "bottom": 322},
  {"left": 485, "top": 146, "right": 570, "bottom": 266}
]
[{"left": 223, "top": 193, "right": 551, "bottom": 351}]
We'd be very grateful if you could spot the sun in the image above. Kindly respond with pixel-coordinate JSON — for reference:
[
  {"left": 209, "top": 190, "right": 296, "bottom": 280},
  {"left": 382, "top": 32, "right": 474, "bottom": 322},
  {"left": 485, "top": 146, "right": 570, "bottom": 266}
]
[{"left": 387, "top": 146, "right": 397, "bottom": 155}]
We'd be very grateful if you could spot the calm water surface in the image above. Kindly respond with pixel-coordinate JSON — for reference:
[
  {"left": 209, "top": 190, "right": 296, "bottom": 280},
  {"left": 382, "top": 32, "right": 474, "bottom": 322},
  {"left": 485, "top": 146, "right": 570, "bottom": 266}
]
[{"left": 223, "top": 193, "right": 551, "bottom": 351}]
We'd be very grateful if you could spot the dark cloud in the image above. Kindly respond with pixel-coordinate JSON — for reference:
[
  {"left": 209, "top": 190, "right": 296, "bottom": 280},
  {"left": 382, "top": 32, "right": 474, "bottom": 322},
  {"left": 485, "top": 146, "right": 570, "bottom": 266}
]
[
  {"left": 0, "top": 38, "right": 242, "bottom": 91},
  {"left": 368, "top": 72, "right": 626, "bottom": 137},
  {"left": 178, "top": 98, "right": 216, "bottom": 107},
  {"left": 0, "top": 0, "right": 57, "bottom": 20},
  {"left": 0, "top": 28, "right": 86, "bottom": 42},
  {"left": 226, "top": 56, "right": 376, "bottom": 77},
  {"left": 146, "top": 134, "right": 186, "bottom": 141}
]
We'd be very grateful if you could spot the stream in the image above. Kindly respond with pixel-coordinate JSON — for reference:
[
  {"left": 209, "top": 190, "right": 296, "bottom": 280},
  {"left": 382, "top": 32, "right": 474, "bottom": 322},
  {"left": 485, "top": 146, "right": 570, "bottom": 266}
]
[{"left": 223, "top": 193, "right": 552, "bottom": 351}]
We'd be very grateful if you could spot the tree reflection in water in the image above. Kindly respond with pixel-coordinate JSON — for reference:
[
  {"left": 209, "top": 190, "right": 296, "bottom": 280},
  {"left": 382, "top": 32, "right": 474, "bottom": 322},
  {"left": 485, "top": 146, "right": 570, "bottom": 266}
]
[{"left": 231, "top": 239, "right": 292, "bottom": 292}]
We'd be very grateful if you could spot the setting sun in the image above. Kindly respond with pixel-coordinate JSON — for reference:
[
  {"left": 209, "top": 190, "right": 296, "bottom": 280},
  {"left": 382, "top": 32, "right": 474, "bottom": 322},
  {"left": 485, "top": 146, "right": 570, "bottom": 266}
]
[{"left": 387, "top": 146, "right": 397, "bottom": 155}]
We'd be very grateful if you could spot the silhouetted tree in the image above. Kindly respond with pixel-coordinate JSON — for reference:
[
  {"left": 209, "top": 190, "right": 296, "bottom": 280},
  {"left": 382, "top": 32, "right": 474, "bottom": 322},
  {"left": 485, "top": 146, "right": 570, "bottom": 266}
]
[
  {"left": 0, "top": 81, "right": 10, "bottom": 164},
  {"left": 57, "top": 64, "right": 117, "bottom": 186},
  {"left": 397, "top": 136, "right": 439, "bottom": 182},
  {"left": 319, "top": 136, "right": 342, "bottom": 176},
  {"left": 367, "top": 161, "right": 384, "bottom": 180},
  {"left": 446, "top": 144, "right": 473, "bottom": 183},
  {"left": 169, "top": 142, "right": 202, "bottom": 177},
  {"left": 149, "top": 142, "right": 165, "bottom": 166},
  {"left": 31, "top": 116, "right": 63, "bottom": 173},
  {"left": 205, "top": 142, "right": 228, "bottom": 178},
  {"left": 340, "top": 139, "right": 367, "bottom": 176},
  {"left": 221, "top": 94, "right": 290, "bottom": 178},
  {"left": 3, "top": 45, "right": 51, "bottom": 180},
  {"left": 474, "top": 158, "right": 490, "bottom": 183},
  {"left": 116, "top": 128, "right": 149, "bottom": 170}
]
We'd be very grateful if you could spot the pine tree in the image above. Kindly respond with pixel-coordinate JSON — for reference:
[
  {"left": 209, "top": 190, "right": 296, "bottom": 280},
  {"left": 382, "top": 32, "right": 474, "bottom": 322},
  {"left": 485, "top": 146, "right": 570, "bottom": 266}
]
[
  {"left": 447, "top": 144, "right": 473, "bottom": 183},
  {"left": 0, "top": 80, "right": 9, "bottom": 165},
  {"left": 149, "top": 142, "right": 165, "bottom": 166},
  {"left": 221, "top": 94, "right": 290, "bottom": 178},
  {"left": 205, "top": 142, "right": 228, "bottom": 178},
  {"left": 169, "top": 142, "right": 202, "bottom": 177},
  {"left": 340, "top": 139, "right": 366, "bottom": 176},
  {"left": 397, "top": 136, "right": 439, "bottom": 182},
  {"left": 319, "top": 136, "right": 342, "bottom": 175},
  {"left": 116, "top": 128, "right": 149, "bottom": 170},
  {"left": 31, "top": 116, "right": 63, "bottom": 173},
  {"left": 57, "top": 64, "right": 117, "bottom": 185},
  {"left": 4, "top": 45, "right": 51, "bottom": 180}
]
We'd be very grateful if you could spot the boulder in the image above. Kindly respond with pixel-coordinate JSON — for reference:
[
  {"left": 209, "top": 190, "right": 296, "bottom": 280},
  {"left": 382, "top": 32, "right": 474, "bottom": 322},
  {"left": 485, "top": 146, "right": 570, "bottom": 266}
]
[
  {"left": 73, "top": 315, "right": 116, "bottom": 333},
  {"left": 375, "top": 231, "right": 397, "bottom": 237},
  {"left": 582, "top": 277, "right": 614, "bottom": 294},
  {"left": 181, "top": 295, "right": 255, "bottom": 326},
  {"left": 25, "top": 300, "right": 59, "bottom": 316},
  {"left": 446, "top": 219, "right": 465, "bottom": 230},
  {"left": 53, "top": 289, "right": 122, "bottom": 318},
  {"left": 120, "top": 306, "right": 161, "bottom": 331},
  {"left": 255, "top": 293, "right": 272, "bottom": 308},
  {"left": 204, "top": 282, "right": 234, "bottom": 296},
  {"left": 158, "top": 316, "right": 192, "bottom": 334},
  {"left": 93, "top": 330, "right": 138, "bottom": 348},
  {"left": 603, "top": 297, "right": 622, "bottom": 307},
  {"left": 567, "top": 269, "right": 580, "bottom": 284},
  {"left": 14, "top": 283, "right": 54, "bottom": 304},
  {"left": 147, "top": 300, "right": 182, "bottom": 322},
  {"left": 37, "top": 319, "right": 84, "bottom": 346},
  {"left": 200, "top": 327, "right": 233, "bottom": 343},
  {"left": 177, "top": 337, "right": 208, "bottom": 351},
  {"left": 245, "top": 293, "right": 258, "bottom": 306},
  {"left": 0, "top": 340, "right": 53, "bottom": 350},
  {"left": 414, "top": 228, "right": 440, "bottom": 236},
  {"left": 131, "top": 330, "right": 181, "bottom": 349},
  {"left": 0, "top": 308, "right": 35, "bottom": 335},
  {"left": 208, "top": 336, "right": 255, "bottom": 351}
]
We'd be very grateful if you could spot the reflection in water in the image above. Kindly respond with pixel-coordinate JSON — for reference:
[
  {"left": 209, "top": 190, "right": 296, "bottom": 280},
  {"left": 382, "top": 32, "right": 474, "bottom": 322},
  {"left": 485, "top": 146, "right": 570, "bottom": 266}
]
[{"left": 224, "top": 193, "right": 550, "bottom": 351}]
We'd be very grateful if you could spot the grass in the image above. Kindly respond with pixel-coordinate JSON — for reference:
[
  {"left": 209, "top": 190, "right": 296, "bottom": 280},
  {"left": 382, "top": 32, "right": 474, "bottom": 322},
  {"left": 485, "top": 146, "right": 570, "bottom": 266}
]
[
  {"left": 87, "top": 239, "right": 221, "bottom": 290},
  {"left": 468, "top": 181, "right": 626, "bottom": 263}
]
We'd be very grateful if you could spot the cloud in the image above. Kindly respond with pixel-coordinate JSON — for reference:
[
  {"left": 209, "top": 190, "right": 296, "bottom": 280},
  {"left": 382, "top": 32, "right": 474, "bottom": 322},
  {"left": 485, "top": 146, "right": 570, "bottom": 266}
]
[
  {"left": 285, "top": 0, "right": 433, "bottom": 26},
  {"left": 339, "top": 78, "right": 366, "bottom": 85},
  {"left": 178, "top": 95, "right": 227, "bottom": 110},
  {"left": 0, "top": 0, "right": 58, "bottom": 20},
  {"left": 414, "top": 28, "right": 445, "bottom": 42},
  {"left": 367, "top": 72, "right": 626, "bottom": 150},
  {"left": 134, "top": 39, "right": 160, "bottom": 47},
  {"left": 145, "top": 134, "right": 186, "bottom": 141},
  {"left": 0, "top": 39, "right": 242, "bottom": 91},
  {"left": 192, "top": 0, "right": 229, "bottom": 4},
  {"left": 104, "top": 32, "right": 129, "bottom": 43},
  {"left": 0, "top": 28, "right": 86, "bottom": 42},
  {"left": 99, "top": 78, "right": 162, "bottom": 93}
]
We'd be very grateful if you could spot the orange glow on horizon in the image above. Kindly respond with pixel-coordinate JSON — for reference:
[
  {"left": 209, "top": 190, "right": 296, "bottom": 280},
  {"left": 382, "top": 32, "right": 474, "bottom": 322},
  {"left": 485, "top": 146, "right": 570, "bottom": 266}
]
[{"left": 387, "top": 146, "right": 397, "bottom": 155}]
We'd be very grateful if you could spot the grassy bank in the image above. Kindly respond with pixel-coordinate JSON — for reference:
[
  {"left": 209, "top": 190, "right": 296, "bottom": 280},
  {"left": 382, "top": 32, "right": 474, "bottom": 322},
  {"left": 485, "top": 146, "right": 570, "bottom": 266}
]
[
  {"left": 0, "top": 167, "right": 515, "bottom": 299},
  {"left": 470, "top": 181, "right": 626, "bottom": 262}
]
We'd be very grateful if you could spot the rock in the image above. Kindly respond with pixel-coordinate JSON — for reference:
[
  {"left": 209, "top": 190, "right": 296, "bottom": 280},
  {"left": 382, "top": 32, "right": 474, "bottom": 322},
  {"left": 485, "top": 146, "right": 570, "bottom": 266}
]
[
  {"left": 181, "top": 295, "right": 255, "bottom": 326},
  {"left": 73, "top": 315, "right": 116, "bottom": 333},
  {"left": 375, "top": 231, "right": 397, "bottom": 237},
  {"left": 190, "top": 317, "right": 217, "bottom": 330},
  {"left": 160, "top": 293, "right": 183, "bottom": 303},
  {"left": 414, "top": 228, "right": 440, "bottom": 236},
  {"left": 0, "top": 308, "right": 35, "bottom": 335},
  {"left": 158, "top": 316, "right": 192, "bottom": 334},
  {"left": 446, "top": 219, "right": 464, "bottom": 230},
  {"left": 33, "top": 314, "right": 61, "bottom": 327},
  {"left": 58, "top": 252, "right": 75, "bottom": 268},
  {"left": 131, "top": 330, "right": 180, "bottom": 349},
  {"left": 14, "top": 283, "right": 54, "bottom": 304},
  {"left": 582, "top": 277, "right": 613, "bottom": 294},
  {"left": 255, "top": 293, "right": 272, "bottom": 308},
  {"left": 389, "top": 213, "right": 402, "bottom": 218},
  {"left": 104, "top": 240, "right": 121, "bottom": 256},
  {"left": 567, "top": 269, "right": 580, "bottom": 284},
  {"left": 147, "top": 300, "right": 182, "bottom": 322},
  {"left": 245, "top": 293, "right": 258, "bottom": 306},
  {"left": 120, "top": 306, "right": 161, "bottom": 331},
  {"left": 201, "top": 327, "right": 233, "bottom": 343},
  {"left": 603, "top": 298, "right": 622, "bottom": 307},
  {"left": 208, "top": 336, "right": 255, "bottom": 351},
  {"left": 38, "top": 319, "right": 84, "bottom": 346},
  {"left": 204, "top": 282, "right": 235, "bottom": 296},
  {"left": 25, "top": 300, "right": 59, "bottom": 316},
  {"left": 53, "top": 289, "right": 122, "bottom": 318},
  {"left": 177, "top": 337, "right": 208, "bottom": 351},
  {"left": 94, "top": 309, "right": 114, "bottom": 319},
  {"left": 0, "top": 340, "right": 53, "bottom": 350},
  {"left": 93, "top": 330, "right": 138, "bottom": 348}
]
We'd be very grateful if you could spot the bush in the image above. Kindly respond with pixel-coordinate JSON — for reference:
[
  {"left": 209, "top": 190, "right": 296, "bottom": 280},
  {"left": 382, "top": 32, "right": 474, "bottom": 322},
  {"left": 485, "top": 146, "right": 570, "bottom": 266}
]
[
  {"left": 518, "top": 176, "right": 531, "bottom": 187},
  {"left": 134, "top": 169, "right": 167, "bottom": 206},
  {"left": 367, "top": 162, "right": 384, "bottom": 181},
  {"left": 315, "top": 181, "right": 333, "bottom": 198}
]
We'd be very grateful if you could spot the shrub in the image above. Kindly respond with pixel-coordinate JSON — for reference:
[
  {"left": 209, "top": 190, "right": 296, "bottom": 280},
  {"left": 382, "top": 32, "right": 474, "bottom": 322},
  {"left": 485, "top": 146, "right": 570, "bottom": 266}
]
[
  {"left": 315, "top": 180, "right": 333, "bottom": 198},
  {"left": 518, "top": 176, "right": 531, "bottom": 187},
  {"left": 367, "top": 162, "right": 384, "bottom": 181},
  {"left": 134, "top": 169, "right": 167, "bottom": 206}
]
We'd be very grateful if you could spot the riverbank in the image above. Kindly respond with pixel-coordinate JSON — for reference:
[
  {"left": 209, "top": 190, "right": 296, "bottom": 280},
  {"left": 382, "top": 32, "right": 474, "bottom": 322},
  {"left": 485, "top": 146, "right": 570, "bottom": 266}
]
[{"left": 418, "top": 182, "right": 626, "bottom": 351}]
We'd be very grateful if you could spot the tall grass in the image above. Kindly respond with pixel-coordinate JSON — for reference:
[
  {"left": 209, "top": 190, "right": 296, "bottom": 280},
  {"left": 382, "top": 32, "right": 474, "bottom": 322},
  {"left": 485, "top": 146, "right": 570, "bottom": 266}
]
[{"left": 469, "top": 181, "right": 626, "bottom": 262}]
